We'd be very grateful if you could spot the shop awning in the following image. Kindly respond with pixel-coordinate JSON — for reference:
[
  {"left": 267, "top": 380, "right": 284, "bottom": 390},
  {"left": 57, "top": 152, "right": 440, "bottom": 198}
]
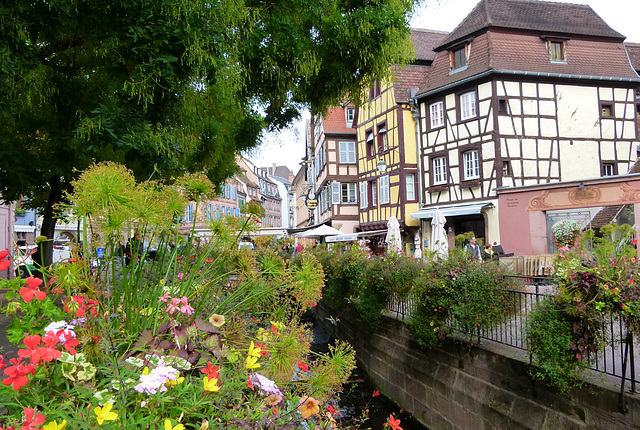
[
  {"left": 324, "top": 229, "right": 389, "bottom": 243},
  {"left": 14, "top": 225, "right": 36, "bottom": 233},
  {"left": 410, "top": 202, "right": 494, "bottom": 219}
]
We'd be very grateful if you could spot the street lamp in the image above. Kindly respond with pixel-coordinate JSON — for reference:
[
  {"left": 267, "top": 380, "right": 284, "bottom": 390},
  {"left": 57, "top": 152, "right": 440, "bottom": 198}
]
[{"left": 377, "top": 159, "right": 387, "bottom": 173}]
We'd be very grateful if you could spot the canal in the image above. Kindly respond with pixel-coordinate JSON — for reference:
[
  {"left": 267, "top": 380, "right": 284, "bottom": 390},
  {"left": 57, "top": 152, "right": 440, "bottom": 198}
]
[{"left": 311, "top": 317, "right": 429, "bottom": 430}]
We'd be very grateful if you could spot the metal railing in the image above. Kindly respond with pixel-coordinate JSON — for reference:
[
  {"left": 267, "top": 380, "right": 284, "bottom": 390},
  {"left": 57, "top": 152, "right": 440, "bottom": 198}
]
[{"left": 386, "top": 285, "right": 638, "bottom": 403}]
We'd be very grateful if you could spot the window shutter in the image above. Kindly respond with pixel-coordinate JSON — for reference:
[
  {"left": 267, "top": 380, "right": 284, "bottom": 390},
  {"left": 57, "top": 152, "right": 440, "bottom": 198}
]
[
  {"left": 360, "top": 182, "right": 368, "bottom": 209},
  {"left": 331, "top": 182, "right": 341, "bottom": 205}
]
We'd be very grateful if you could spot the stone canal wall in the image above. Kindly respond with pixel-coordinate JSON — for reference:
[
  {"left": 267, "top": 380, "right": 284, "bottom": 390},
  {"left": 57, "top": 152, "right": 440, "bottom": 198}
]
[{"left": 316, "top": 302, "right": 640, "bottom": 430}]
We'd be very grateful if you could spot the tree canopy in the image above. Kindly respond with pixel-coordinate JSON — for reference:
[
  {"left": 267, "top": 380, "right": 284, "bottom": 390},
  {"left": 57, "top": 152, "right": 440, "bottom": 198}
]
[{"left": 0, "top": 0, "right": 416, "bottom": 261}]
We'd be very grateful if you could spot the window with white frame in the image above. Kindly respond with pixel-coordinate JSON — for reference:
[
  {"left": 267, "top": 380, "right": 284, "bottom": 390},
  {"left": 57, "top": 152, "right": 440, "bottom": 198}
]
[
  {"left": 602, "top": 163, "right": 615, "bottom": 177},
  {"left": 339, "top": 141, "right": 356, "bottom": 163},
  {"left": 206, "top": 203, "right": 214, "bottom": 221},
  {"left": 460, "top": 91, "right": 477, "bottom": 121},
  {"left": 406, "top": 173, "right": 416, "bottom": 200},
  {"left": 548, "top": 40, "right": 566, "bottom": 62},
  {"left": 463, "top": 150, "right": 480, "bottom": 180},
  {"left": 430, "top": 101, "right": 444, "bottom": 129},
  {"left": 346, "top": 108, "right": 355, "bottom": 126},
  {"left": 380, "top": 175, "right": 390, "bottom": 204},
  {"left": 360, "top": 182, "right": 368, "bottom": 209},
  {"left": 331, "top": 182, "right": 341, "bottom": 205},
  {"left": 371, "top": 180, "right": 377, "bottom": 206},
  {"left": 432, "top": 156, "right": 447, "bottom": 185},
  {"left": 366, "top": 131, "right": 375, "bottom": 158},
  {"left": 341, "top": 183, "right": 357, "bottom": 204},
  {"left": 184, "top": 204, "right": 194, "bottom": 222}
]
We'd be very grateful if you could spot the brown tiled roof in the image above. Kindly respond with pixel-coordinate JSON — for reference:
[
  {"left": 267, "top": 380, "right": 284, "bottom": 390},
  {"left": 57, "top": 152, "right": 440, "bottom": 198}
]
[
  {"left": 323, "top": 107, "right": 355, "bottom": 135},
  {"left": 625, "top": 43, "right": 640, "bottom": 73},
  {"left": 390, "top": 29, "right": 448, "bottom": 103},
  {"left": 392, "top": 64, "right": 432, "bottom": 103},
  {"left": 437, "top": 0, "right": 625, "bottom": 50},
  {"left": 591, "top": 205, "right": 624, "bottom": 229},
  {"left": 411, "top": 28, "right": 449, "bottom": 61},
  {"left": 421, "top": 31, "right": 639, "bottom": 93}
]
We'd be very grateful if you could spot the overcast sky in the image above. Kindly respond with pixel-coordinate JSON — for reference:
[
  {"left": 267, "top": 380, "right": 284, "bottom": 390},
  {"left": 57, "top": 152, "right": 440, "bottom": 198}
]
[{"left": 251, "top": 0, "right": 640, "bottom": 174}]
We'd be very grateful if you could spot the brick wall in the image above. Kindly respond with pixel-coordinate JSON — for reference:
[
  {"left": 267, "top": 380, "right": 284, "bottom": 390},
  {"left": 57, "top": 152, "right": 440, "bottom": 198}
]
[{"left": 316, "top": 302, "right": 640, "bottom": 429}]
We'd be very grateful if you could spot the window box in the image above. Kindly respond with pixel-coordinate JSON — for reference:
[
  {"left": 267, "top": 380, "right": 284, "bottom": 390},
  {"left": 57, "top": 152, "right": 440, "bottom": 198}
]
[
  {"left": 428, "top": 185, "right": 449, "bottom": 193},
  {"left": 460, "top": 180, "right": 481, "bottom": 188}
]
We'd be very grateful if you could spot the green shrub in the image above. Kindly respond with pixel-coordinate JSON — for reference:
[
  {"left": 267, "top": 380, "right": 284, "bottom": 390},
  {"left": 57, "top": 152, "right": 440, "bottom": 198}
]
[{"left": 526, "top": 299, "right": 590, "bottom": 392}]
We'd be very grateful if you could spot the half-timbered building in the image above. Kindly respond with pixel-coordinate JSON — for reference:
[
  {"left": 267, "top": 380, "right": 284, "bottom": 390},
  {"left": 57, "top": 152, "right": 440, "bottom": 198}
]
[
  {"left": 356, "top": 29, "right": 448, "bottom": 253},
  {"left": 310, "top": 105, "right": 359, "bottom": 233},
  {"left": 412, "top": 0, "right": 640, "bottom": 249}
]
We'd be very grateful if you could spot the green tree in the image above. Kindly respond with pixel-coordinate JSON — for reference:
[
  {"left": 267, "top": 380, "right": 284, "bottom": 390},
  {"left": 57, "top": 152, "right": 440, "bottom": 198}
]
[{"left": 0, "top": 0, "right": 415, "bottom": 265}]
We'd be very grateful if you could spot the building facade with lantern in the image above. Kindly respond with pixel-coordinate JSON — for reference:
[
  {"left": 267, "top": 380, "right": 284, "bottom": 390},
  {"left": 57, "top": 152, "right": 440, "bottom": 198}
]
[{"left": 355, "top": 29, "right": 448, "bottom": 253}]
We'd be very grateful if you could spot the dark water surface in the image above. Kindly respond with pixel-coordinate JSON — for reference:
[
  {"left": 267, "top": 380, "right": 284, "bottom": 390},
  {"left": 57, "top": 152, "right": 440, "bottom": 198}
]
[{"left": 310, "top": 318, "right": 430, "bottom": 430}]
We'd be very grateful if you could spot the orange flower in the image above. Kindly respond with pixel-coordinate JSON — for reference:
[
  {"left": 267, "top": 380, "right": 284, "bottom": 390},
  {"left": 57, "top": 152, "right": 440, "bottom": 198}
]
[
  {"left": 386, "top": 414, "right": 403, "bottom": 430},
  {"left": 297, "top": 396, "right": 320, "bottom": 419}
]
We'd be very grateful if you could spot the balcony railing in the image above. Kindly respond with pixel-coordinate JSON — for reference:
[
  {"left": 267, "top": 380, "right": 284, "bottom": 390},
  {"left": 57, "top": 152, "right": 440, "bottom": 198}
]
[{"left": 386, "top": 283, "right": 638, "bottom": 406}]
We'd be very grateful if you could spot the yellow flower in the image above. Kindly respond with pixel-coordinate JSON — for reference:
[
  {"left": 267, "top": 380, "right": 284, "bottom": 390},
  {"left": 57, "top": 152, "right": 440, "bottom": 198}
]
[
  {"left": 297, "top": 396, "right": 320, "bottom": 419},
  {"left": 245, "top": 355, "right": 260, "bottom": 370},
  {"left": 142, "top": 366, "right": 150, "bottom": 375},
  {"left": 43, "top": 420, "right": 67, "bottom": 430},
  {"left": 203, "top": 376, "right": 220, "bottom": 392},
  {"left": 94, "top": 402, "right": 118, "bottom": 426},
  {"left": 165, "top": 376, "right": 185, "bottom": 388},
  {"left": 164, "top": 419, "right": 185, "bottom": 430},
  {"left": 247, "top": 341, "right": 261, "bottom": 357},
  {"left": 208, "top": 313, "right": 226, "bottom": 327}
]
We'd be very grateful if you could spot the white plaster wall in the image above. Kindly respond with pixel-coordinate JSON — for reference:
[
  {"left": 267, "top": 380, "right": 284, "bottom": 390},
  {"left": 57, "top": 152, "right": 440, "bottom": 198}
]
[
  {"left": 539, "top": 84, "right": 555, "bottom": 99},
  {"left": 599, "top": 87, "right": 614, "bottom": 101},
  {"left": 522, "top": 139, "right": 537, "bottom": 159},
  {"left": 522, "top": 83, "right": 537, "bottom": 98},
  {"left": 482, "top": 141, "right": 495, "bottom": 159},
  {"left": 523, "top": 99, "right": 538, "bottom": 116},
  {"left": 556, "top": 85, "right": 599, "bottom": 138},
  {"left": 539, "top": 100, "right": 556, "bottom": 116},
  {"left": 498, "top": 117, "right": 515, "bottom": 135},
  {"left": 478, "top": 82, "right": 492, "bottom": 100},
  {"left": 540, "top": 118, "right": 557, "bottom": 137},
  {"left": 508, "top": 99, "right": 522, "bottom": 116},
  {"left": 523, "top": 160, "right": 537, "bottom": 176},
  {"left": 538, "top": 139, "right": 552, "bottom": 157},
  {"left": 523, "top": 118, "right": 538, "bottom": 136},
  {"left": 600, "top": 141, "right": 616, "bottom": 159},
  {"left": 559, "top": 140, "right": 600, "bottom": 180},
  {"left": 504, "top": 81, "right": 520, "bottom": 96},
  {"left": 601, "top": 119, "right": 615, "bottom": 139}
]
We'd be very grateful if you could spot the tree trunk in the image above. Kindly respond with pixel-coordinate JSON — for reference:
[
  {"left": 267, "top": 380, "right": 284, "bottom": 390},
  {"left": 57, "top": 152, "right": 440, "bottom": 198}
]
[{"left": 32, "top": 177, "right": 62, "bottom": 272}]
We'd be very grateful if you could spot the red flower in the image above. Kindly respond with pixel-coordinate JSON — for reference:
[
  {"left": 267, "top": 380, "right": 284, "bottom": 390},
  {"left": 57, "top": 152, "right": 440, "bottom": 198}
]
[
  {"left": 56, "top": 330, "right": 79, "bottom": 355},
  {"left": 386, "top": 414, "right": 403, "bottom": 430},
  {"left": 18, "top": 334, "right": 61, "bottom": 365},
  {"left": 19, "top": 277, "right": 46, "bottom": 302},
  {"left": 19, "top": 408, "right": 45, "bottom": 430},
  {"left": 298, "top": 361, "right": 310, "bottom": 373},
  {"left": 373, "top": 390, "right": 381, "bottom": 397},
  {"left": 0, "top": 355, "right": 5, "bottom": 370},
  {"left": 2, "top": 358, "right": 36, "bottom": 391},
  {"left": 200, "top": 361, "right": 219, "bottom": 379},
  {"left": 247, "top": 375, "right": 254, "bottom": 390},
  {"left": 0, "top": 249, "right": 10, "bottom": 271}
]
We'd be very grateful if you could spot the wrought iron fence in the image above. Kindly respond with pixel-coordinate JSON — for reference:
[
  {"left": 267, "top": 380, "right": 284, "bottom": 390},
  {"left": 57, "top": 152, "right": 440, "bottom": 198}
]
[{"left": 386, "top": 285, "right": 638, "bottom": 398}]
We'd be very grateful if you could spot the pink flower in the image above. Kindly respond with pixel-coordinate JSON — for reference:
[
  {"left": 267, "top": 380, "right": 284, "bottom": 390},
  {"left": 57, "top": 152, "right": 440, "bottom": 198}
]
[{"left": 158, "top": 293, "right": 171, "bottom": 303}]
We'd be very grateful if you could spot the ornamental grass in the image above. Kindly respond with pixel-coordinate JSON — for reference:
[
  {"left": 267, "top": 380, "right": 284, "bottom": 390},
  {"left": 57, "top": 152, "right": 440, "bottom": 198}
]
[{"left": 0, "top": 162, "right": 356, "bottom": 429}]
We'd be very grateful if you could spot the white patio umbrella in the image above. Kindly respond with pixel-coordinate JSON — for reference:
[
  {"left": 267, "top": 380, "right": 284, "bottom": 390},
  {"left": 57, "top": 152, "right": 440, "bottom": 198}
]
[
  {"left": 385, "top": 215, "right": 402, "bottom": 253},
  {"left": 430, "top": 208, "right": 449, "bottom": 259},
  {"left": 297, "top": 224, "right": 344, "bottom": 241}
]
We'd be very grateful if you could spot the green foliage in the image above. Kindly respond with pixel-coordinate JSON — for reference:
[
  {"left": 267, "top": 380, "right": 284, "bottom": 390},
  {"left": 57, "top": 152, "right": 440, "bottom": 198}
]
[
  {"left": 0, "top": 162, "right": 356, "bottom": 429},
  {"left": 318, "top": 246, "right": 511, "bottom": 342},
  {"left": 0, "top": 0, "right": 416, "bottom": 269},
  {"left": 454, "top": 231, "right": 476, "bottom": 247},
  {"left": 526, "top": 299, "right": 587, "bottom": 392},
  {"left": 409, "top": 248, "right": 509, "bottom": 348},
  {"left": 356, "top": 252, "right": 423, "bottom": 325}
]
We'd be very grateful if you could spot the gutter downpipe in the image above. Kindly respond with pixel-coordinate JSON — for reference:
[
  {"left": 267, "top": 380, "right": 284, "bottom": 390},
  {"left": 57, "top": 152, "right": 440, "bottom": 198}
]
[{"left": 409, "top": 88, "right": 423, "bottom": 254}]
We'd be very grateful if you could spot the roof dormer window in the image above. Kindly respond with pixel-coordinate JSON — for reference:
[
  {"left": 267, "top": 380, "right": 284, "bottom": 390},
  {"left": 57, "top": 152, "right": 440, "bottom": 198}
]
[
  {"left": 450, "top": 44, "right": 469, "bottom": 73},
  {"left": 548, "top": 40, "right": 566, "bottom": 62},
  {"left": 346, "top": 107, "right": 355, "bottom": 127}
]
